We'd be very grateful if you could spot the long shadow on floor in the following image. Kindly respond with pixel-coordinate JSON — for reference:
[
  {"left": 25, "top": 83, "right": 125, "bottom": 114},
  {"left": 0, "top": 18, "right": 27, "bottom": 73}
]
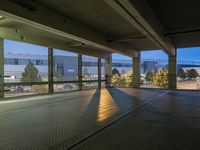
[
  {"left": 72, "top": 89, "right": 200, "bottom": 150},
  {"left": 81, "top": 87, "right": 163, "bottom": 124}
]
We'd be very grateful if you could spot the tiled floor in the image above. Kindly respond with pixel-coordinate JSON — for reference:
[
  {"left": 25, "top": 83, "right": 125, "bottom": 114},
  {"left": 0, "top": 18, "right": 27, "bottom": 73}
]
[
  {"left": 72, "top": 90, "right": 200, "bottom": 150},
  {"left": 0, "top": 88, "right": 200, "bottom": 150}
]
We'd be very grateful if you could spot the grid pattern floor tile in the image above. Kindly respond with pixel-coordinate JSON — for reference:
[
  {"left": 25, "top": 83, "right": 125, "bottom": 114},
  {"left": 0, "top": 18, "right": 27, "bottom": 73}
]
[{"left": 0, "top": 88, "right": 163, "bottom": 150}]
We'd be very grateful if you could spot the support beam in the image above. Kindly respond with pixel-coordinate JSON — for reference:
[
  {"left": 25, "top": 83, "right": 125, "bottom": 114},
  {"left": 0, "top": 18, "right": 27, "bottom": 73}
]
[
  {"left": 0, "top": 0, "right": 135, "bottom": 56},
  {"left": 98, "top": 58, "right": 101, "bottom": 89},
  {"left": 132, "top": 51, "right": 141, "bottom": 88},
  {"left": 108, "top": 35, "right": 146, "bottom": 42},
  {"left": 105, "top": 0, "right": 175, "bottom": 56},
  {"left": 168, "top": 51, "right": 177, "bottom": 90},
  {"left": 0, "top": 39, "right": 4, "bottom": 99},
  {"left": 0, "top": 27, "right": 108, "bottom": 59},
  {"left": 78, "top": 54, "right": 83, "bottom": 90},
  {"left": 48, "top": 48, "right": 54, "bottom": 93},
  {"left": 105, "top": 53, "right": 112, "bottom": 87}
]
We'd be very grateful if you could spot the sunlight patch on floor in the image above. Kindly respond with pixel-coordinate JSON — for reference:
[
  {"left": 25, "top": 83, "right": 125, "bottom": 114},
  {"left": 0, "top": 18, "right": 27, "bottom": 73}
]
[{"left": 97, "top": 89, "right": 119, "bottom": 122}]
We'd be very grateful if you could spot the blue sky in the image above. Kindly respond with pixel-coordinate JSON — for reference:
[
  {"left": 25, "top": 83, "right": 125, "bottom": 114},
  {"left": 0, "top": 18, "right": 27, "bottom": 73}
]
[
  {"left": 114, "top": 47, "right": 200, "bottom": 61},
  {"left": 4, "top": 39, "right": 200, "bottom": 61},
  {"left": 4, "top": 39, "right": 48, "bottom": 55}
]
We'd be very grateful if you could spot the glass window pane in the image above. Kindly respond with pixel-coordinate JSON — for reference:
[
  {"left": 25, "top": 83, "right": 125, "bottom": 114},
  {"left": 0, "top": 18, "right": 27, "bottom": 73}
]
[
  {"left": 140, "top": 50, "right": 168, "bottom": 88},
  {"left": 83, "top": 82, "right": 98, "bottom": 90},
  {"left": 53, "top": 49, "right": 78, "bottom": 81},
  {"left": 177, "top": 47, "right": 200, "bottom": 90},
  {"left": 82, "top": 55, "right": 98, "bottom": 81},
  {"left": 4, "top": 84, "right": 48, "bottom": 98},
  {"left": 101, "top": 58, "right": 106, "bottom": 80},
  {"left": 4, "top": 39, "right": 48, "bottom": 83},
  {"left": 53, "top": 83, "right": 78, "bottom": 92},
  {"left": 112, "top": 53, "right": 133, "bottom": 87}
]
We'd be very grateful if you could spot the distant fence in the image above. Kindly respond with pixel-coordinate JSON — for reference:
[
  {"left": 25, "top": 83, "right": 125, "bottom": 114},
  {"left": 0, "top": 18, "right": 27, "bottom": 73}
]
[{"left": 141, "top": 58, "right": 200, "bottom": 66}]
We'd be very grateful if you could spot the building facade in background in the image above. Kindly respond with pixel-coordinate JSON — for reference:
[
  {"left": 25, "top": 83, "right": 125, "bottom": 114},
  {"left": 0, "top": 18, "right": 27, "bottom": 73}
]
[
  {"left": 4, "top": 53, "right": 105, "bottom": 82},
  {"left": 5, "top": 53, "right": 200, "bottom": 83}
]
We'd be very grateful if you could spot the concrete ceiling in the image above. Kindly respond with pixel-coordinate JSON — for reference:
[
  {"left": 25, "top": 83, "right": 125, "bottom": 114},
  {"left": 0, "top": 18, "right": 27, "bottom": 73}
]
[
  {"left": 1, "top": 0, "right": 200, "bottom": 56},
  {"left": 38, "top": 0, "right": 141, "bottom": 37},
  {"left": 38, "top": 0, "right": 160, "bottom": 50},
  {"left": 147, "top": 0, "right": 200, "bottom": 48},
  {"left": 147, "top": 0, "right": 200, "bottom": 32},
  {"left": 0, "top": 17, "right": 109, "bottom": 58}
]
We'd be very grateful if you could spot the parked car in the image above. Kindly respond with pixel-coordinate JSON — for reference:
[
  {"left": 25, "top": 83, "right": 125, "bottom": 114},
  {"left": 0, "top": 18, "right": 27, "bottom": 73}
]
[
  {"left": 15, "top": 86, "right": 24, "bottom": 92},
  {"left": 63, "top": 84, "right": 74, "bottom": 90}
]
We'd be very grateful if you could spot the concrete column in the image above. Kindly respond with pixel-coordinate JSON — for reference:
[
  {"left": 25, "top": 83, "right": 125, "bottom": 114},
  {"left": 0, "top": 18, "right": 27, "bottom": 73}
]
[
  {"left": 0, "top": 39, "right": 4, "bottom": 99},
  {"left": 132, "top": 51, "right": 141, "bottom": 88},
  {"left": 98, "top": 58, "right": 101, "bottom": 89},
  {"left": 78, "top": 54, "right": 83, "bottom": 90},
  {"left": 168, "top": 51, "right": 177, "bottom": 90},
  {"left": 48, "top": 48, "right": 54, "bottom": 93},
  {"left": 105, "top": 53, "right": 112, "bottom": 87}
]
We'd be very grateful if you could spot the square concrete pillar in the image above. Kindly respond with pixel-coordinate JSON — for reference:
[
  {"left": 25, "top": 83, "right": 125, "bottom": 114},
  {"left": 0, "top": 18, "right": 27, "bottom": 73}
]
[
  {"left": 78, "top": 54, "right": 83, "bottom": 90},
  {"left": 132, "top": 51, "right": 141, "bottom": 88},
  {"left": 105, "top": 53, "right": 112, "bottom": 87},
  {"left": 0, "top": 38, "right": 4, "bottom": 98},
  {"left": 48, "top": 48, "right": 54, "bottom": 93},
  {"left": 98, "top": 58, "right": 101, "bottom": 89},
  {"left": 168, "top": 52, "right": 177, "bottom": 90}
]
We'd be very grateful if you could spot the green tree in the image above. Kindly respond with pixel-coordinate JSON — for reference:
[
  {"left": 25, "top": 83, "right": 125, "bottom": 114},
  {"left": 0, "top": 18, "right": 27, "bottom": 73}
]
[
  {"left": 145, "top": 71, "right": 154, "bottom": 82},
  {"left": 112, "top": 70, "right": 133, "bottom": 87},
  {"left": 112, "top": 74, "right": 119, "bottom": 86},
  {"left": 32, "top": 84, "right": 48, "bottom": 94},
  {"left": 112, "top": 68, "right": 121, "bottom": 76},
  {"left": 186, "top": 69, "right": 198, "bottom": 79},
  {"left": 21, "top": 62, "right": 48, "bottom": 94},
  {"left": 124, "top": 70, "right": 133, "bottom": 87},
  {"left": 177, "top": 68, "right": 186, "bottom": 80},
  {"left": 152, "top": 68, "right": 168, "bottom": 88},
  {"left": 21, "top": 62, "right": 42, "bottom": 82},
  {"left": 54, "top": 70, "right": 64, "bottom": 81},
  {"left": 82, "top": 68, "right": 91, "bottom": 80},
  {"left": 121, "top": 69, "right": 126, "bottom": 75}
]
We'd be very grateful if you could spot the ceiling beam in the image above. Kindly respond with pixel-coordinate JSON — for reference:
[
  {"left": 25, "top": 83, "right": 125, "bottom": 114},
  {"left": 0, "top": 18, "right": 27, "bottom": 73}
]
[
  {"left": 105, "top": 0, "right": 175, "bottom": 56},
  {"left": 164, "top": 29, "right": 200, "bottom": 37},
  {"left": 108, "top": 35, "right": 146, "bottom": 42},
  {"left": 0, "top": 27, "right": 109, "bottom": 58},
  {"left": 0, "top": 0, "right": 135, "bottom": 57}
]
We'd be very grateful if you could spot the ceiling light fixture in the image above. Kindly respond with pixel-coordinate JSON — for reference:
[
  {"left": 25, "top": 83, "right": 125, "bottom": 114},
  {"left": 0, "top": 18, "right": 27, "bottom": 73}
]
[{"left": 68, "top": 43, "right": 85, "bottom": 47}]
